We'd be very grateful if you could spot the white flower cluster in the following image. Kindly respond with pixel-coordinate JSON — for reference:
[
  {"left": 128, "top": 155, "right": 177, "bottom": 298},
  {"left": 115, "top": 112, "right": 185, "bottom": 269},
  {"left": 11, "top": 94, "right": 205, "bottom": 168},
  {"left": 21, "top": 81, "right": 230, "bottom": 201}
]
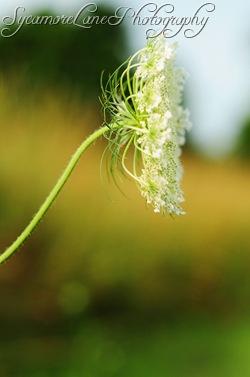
[
  {"left": 134, "top": 37, "right": 191, "bottom": 215},
  {"left": 101, "top": 35, "right": 190, "bottom": 215}
]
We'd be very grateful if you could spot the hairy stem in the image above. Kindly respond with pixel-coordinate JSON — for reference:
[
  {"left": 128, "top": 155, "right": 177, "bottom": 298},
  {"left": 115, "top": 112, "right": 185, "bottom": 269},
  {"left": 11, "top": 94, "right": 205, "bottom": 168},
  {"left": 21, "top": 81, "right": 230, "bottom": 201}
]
[{"left": 0, "top": 126, "right": 109, "bottom": 264}]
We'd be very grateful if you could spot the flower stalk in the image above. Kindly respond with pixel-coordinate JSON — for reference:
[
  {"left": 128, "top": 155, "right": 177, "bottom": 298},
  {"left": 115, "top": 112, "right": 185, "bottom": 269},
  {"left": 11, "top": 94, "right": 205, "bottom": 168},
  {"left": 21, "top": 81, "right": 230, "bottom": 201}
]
[
  {"left": 0, "top": 35, "right": 190, "bottom": 264},
  {"left": 0, "top": 126, "right": 109, "bottom": 264}
]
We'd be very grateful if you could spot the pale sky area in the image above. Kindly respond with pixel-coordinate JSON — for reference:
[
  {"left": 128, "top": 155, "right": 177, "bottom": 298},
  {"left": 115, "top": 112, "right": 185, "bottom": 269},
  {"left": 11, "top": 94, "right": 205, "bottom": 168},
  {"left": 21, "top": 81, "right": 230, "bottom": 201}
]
[{"left": 1, "top": 0, "right": 250, "bottom": 156}]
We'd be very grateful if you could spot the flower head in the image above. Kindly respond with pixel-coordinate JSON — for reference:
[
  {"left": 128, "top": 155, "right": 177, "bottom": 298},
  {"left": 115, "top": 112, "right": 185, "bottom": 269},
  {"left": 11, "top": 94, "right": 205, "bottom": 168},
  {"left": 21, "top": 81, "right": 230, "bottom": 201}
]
[{"left": 101, "top": 36, "right": 191, "bottom": 215}]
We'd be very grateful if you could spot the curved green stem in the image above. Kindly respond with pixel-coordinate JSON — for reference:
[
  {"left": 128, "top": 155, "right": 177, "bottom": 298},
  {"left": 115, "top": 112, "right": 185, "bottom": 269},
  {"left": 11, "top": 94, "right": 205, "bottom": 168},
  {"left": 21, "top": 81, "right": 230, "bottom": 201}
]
[{"left": 0, "top": 126, "right": 109, "bottom": 264}]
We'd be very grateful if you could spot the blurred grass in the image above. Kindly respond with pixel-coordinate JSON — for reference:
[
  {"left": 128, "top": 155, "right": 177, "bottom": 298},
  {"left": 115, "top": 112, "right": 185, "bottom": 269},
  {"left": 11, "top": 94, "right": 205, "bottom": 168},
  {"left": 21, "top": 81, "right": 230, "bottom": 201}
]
[
  {"left": 1, "top": 76, "right": 250, "bottom": 376},
  {"left": 2, "top": 317, "right": 250, "bottom": 377}
]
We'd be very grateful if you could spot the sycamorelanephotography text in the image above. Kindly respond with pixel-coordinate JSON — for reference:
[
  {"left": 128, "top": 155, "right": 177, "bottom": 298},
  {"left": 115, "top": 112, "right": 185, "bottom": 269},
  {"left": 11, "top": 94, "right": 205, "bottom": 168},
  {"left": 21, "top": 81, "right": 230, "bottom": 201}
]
[{"left": 1, "top": 2, "right": 215, "bottom": 39}]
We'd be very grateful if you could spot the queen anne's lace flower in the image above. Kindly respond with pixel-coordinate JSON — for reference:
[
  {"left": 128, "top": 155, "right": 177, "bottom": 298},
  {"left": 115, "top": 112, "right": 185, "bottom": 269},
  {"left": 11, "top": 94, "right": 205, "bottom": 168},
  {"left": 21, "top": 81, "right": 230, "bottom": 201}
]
[{"left": 101, "top": 36, "right": 191, "bottom": 215}]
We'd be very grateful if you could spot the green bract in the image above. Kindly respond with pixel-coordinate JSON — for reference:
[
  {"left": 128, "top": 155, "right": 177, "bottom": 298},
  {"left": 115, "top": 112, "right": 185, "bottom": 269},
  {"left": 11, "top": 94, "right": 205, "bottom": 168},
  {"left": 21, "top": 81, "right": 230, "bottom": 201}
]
[{"left": 101, "top": 36, "right": 191, "bottom": 215}]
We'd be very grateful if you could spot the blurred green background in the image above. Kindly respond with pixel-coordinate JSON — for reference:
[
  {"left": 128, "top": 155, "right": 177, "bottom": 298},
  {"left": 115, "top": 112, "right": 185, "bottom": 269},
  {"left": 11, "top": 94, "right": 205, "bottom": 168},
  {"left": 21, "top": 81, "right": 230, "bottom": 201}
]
[{"left": 1, "top": 4, "right": 250, "bottom": 377}]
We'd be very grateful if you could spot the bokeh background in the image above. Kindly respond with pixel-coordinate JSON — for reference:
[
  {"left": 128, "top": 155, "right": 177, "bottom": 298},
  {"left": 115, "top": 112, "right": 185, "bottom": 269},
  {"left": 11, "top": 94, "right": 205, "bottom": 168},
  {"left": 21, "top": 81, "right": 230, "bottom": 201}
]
[{"left": 0, "top": 1, "right": 250, "bottom": 376}]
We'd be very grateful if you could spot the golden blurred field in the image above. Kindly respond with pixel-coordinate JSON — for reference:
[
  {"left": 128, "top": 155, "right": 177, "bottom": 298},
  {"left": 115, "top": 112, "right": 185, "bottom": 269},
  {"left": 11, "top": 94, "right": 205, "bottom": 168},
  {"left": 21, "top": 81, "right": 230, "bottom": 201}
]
[{"left": 1, "top": 76, "right": 250, "bottom": 314}]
